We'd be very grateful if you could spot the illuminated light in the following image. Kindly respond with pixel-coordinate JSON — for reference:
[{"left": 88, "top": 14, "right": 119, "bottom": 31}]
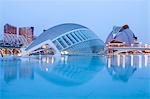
[
  {"left": 144, "top": 55, "right": 148, "bottom": 67},
  {"left": 46, "top": 68, "right": 48, "bottom": 71},
  {"left": 64, "top": 55, "right": 68, "bottom": 64},
  {"left": 46, "top": 57, "right": 49, "bottom": 63},
  {"left": 42, "top": 44, "right": 49, "bottom": 49},
  {"left": 130, "top": 54, "right": 134, "bottom": 66},
  {"left": 61, "top": 51, "right": 69, "bottom": 55},
  {"left": 61, "top": 56, "right": 65, "bottom": 62},
  {"left": 61, "top": 51, "right": 65, "bottom": 55},
  {"left": 64, "top": 51, "right": 69, "bottom": 54},
  {"left": 139, "top": 55, "right": 142, "bottom": 68},
  {"left": 122, "top": 55, "right": 126, "bottom": 68},
  {"left": 145, "top": 44, "right": 148, "bottom": 48},
  {"left": 108, "top": 57, "right": 111, "bottom": 68},
  {"left": 51, "top": 57, "right": 54, "bottom": 64},
  {"left": 42, "top": 57, "right": 46, "bottom": 63},
  {"left": 17, "top": 53, "right": 22, "bottom": 56},
  {"left": 117, "top": 54, "right": 120, "bottom": 66}
]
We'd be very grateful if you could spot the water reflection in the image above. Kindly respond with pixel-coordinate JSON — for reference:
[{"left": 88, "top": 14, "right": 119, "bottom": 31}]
[
  {"left": 1, "top": 54, "right": 149, "bottom": 85},
  {"left": 107, "top": 54, "right": 150, "bottom": 82},
  {"left": 0, "top": 55, "right": 105, "bottom": 86},
  {"left": 0, "top": 60, "right": 34, "bottom": 83},
  {"left": 35, "top": 55, "right": 105, "bottom": 86}
]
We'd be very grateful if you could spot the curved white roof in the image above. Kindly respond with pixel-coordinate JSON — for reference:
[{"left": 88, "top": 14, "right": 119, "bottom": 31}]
[
  {"left": 26, "top": 23, "right": 88, "bottom": 51},
  {"left": 106, "top": 25, "right": 136, "bottom": 45},
  {"left": 25, "top": 23, "right": 104, "bottom": 54}
]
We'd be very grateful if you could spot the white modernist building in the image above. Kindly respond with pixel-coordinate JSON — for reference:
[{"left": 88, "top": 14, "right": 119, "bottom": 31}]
[
  {"left": 24, "top": 23, "right": 104, "bottom": 55},
  {"left": 106, "top": 25, "right": 138, "bottom": 46}
]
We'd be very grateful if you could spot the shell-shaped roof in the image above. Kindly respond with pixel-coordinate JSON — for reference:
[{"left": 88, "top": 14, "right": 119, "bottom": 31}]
[
  {"left": 26, "top": 23, "right": 93, "bottom": 51},
  {"left": 106, "top": 25, "right": 136, "bottom": 45}
]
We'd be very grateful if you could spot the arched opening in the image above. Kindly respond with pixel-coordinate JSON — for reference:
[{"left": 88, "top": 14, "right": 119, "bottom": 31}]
[
  {"left": 29, "top": 44, "right": 56, "bottom": 55},
  {"left": 12, "top": 48, "right": 21, "bottom": 55}
]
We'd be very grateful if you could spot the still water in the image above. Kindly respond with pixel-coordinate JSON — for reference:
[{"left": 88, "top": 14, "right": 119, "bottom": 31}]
[{"left": 0, "top": 55, "right": 150, "bottom": 99}]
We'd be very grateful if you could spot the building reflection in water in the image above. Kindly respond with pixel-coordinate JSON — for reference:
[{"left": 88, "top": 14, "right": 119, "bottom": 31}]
[
  {"left": 1, "top": 59, "right": 34, "bottom": 83},
  {"left": 107, "top": 54, "right": 150, "bottom": 82},
  {"left": 3, "top": 62, "right": 18, "bottom": 83},
  {"left": 1, "top": 55, "right": 105, "bottom": 86},
  {"left": 35, "top": 55, "right": 105, "bottom": 86},
  {"left": 2, "top": 54, "right": 148, "bottom": 85}
]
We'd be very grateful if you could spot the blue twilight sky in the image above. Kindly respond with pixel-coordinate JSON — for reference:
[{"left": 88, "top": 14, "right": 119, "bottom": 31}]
[{"left": 0, "top": 0, "right": 150, "bottom": 44}]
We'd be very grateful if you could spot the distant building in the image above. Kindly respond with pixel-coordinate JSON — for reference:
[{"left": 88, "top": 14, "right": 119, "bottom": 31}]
[
  {"left": 0, "top": 24, "right": 34, "bottom": 48},
  {"left": 4, "top": 24, "right": 17, "bottom": 34},
  {"left": 19, "top": 27, "right": 34, "bottom": 45},
  {"left": 106, "top": 25, "right": 138, "bottom": 46}
]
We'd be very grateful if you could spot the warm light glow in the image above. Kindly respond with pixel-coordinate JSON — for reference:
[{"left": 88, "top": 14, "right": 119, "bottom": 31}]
[
  {"left": 122, "top": 55, "right": 126, "bottom": 68},
  {"left": 42, "top": 44, "right": 49, "bottom": 49},
  {"left": 17, "top": 53, "right": 22, "bottom": 56},
  {"left": 139, "top": 55, "right": 142, "bottom": 68},
  {"left": 145, "top": 44, "right": 148, "bottom": 48},
  {"left": 46, "top": 57, "right": 49, "bottom": 63},
  {"left": 144, "top": 55, "right": 148, "bottom": 67},
  {"left": 117, "top": 55, "right": 120, "bottom": 66},
  {"left": 130, "top": 55, "right": 134, "bottom": 66},
  {"left": 61, "top": 51, "right": 69, "bottom": 55},
  {"left": 108, "top": 57, "right": 111, "bottom": 68},
  {"left": 51, "top": 57, "right": 54, "bottom": 64}
]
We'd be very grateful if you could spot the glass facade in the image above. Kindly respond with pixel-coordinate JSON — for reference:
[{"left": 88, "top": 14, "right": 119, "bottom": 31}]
[{"left": 25, "top": 23, "right": 104, "bottom": 54}]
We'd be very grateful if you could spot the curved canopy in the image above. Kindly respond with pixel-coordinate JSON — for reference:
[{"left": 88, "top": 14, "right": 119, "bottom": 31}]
[
  {"left": 106, "top": 25, "right": 137, "bottom": 46},
  {"left": 26, "top": 23, "right": 88, "bottom": 51}
]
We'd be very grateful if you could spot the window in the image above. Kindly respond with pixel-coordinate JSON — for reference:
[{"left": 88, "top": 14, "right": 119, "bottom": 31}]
[
  {"left": 57, "top": 38, "right": 67, "bottom": 48},
  {"left": 74, "top": 31, "right": 83, "bottom": 41},
  {"left": 66, "top": 34, "right": 75, "bottom": 44},
  {"left": 81, "top": 30, "right": 88, "bottom": 39},
  {"left": 52, "top": 40, "right": 62, "bottom": 50},
  {"left": 62, "top": 36, "right": 71, "bottom": 46},
  {"left": 78, "top": 31, "right": 86, "bottom": 40},
  {"left": 70, "top": 33, "right": 79, "bottom": 42}
]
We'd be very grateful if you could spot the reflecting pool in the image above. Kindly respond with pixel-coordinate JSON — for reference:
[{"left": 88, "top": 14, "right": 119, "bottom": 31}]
[{"left": 0, "top": 55, "right": 150, "bottom": 99}]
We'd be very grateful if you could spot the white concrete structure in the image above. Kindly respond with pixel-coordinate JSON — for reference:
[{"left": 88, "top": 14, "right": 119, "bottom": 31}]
[
  {"left": 25, "top": 23, "right": 104, "bottom": 55},
  {"left": 106, "top": 25, "right": 137, "bottom": 46}
]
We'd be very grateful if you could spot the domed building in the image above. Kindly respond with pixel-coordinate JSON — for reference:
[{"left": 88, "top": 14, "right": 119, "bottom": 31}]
[
  {"left": 24, "top": 23, "right": 104, "bottom": 55},
  {"left": 106, "top": 25, "right": 138, "bottom": 46}
]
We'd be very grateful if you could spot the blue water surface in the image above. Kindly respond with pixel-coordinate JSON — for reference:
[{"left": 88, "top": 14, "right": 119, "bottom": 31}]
[{"left": 0, "top": 55, "right": 150, "bottom": 99}]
